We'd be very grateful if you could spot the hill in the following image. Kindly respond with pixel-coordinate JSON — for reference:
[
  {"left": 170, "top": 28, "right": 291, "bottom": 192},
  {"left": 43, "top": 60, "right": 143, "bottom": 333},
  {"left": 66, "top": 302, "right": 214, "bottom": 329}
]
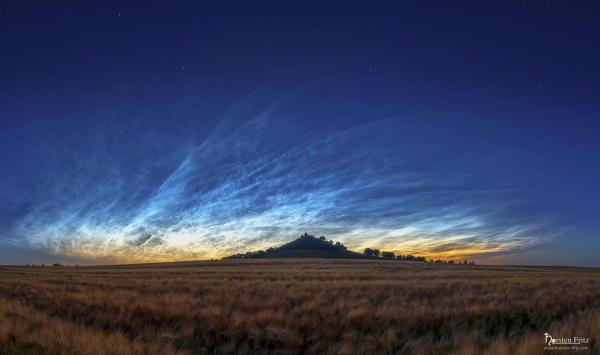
[{"left": 222, "top": 233, "right": 369, "bottom": 260}]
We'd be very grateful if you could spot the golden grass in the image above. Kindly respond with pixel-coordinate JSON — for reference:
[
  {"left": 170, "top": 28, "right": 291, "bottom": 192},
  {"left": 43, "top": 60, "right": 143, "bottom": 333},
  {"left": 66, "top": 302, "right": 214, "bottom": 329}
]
[{"left": 0, "top": 259, "right": 598, "bottom": 354}]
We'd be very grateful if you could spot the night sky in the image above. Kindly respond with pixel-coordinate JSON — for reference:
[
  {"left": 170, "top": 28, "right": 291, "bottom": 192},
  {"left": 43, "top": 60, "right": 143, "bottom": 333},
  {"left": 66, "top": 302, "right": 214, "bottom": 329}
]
[{"left": 1, "top": 1, "right": 599, "bottom": 265}]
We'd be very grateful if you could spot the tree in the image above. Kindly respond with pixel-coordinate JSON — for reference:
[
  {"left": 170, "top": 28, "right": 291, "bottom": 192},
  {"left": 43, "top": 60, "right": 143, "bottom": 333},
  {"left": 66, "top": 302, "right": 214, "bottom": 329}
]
[
  {"left": 364, "top": 248, "right": 374, "bottom": 257},
  {"left": 382, "top": 251, "right": 395, "bottom": 259},
  {"left": 373, "top": 249, "right": 381, "bottom": 257}
]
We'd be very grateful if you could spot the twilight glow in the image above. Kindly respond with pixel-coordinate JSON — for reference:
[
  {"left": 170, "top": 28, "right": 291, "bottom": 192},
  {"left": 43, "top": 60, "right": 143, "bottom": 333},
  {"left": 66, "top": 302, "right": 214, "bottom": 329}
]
[
  {"left": 7, "top": 108, "right": 555, "bottom": 263},
  {"left": 1, "top": 2, "right": 599, "bottom": 266}
]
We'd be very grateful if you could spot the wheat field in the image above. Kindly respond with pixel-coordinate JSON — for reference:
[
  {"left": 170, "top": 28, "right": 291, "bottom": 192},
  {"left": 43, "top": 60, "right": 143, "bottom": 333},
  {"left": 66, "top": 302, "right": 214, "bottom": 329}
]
[{"left": 0, "top": 259, "right": 598, "bottom": 354}]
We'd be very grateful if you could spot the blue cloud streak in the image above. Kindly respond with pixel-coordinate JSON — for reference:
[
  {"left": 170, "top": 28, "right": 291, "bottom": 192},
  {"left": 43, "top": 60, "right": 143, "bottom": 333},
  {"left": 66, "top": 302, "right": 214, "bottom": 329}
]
[{"left": 10, "top": 103, "right": 557, "bottom": 263}]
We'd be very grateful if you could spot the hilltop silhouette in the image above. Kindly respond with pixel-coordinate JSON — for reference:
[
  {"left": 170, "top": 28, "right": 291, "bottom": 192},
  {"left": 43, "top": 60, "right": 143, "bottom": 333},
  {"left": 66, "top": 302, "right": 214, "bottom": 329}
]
[
  {"left": 222, "top": 233, "right": 443, "bottom": 262},
  {"left": 222, "top": 233, "right": 368, "bottom": 260}
]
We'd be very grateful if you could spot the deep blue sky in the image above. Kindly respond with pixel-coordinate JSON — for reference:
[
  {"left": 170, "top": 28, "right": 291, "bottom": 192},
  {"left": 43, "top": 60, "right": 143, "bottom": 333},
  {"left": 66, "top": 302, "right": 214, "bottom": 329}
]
[{"left": 1, "top": 1, "right": 599, "bottom": 265}]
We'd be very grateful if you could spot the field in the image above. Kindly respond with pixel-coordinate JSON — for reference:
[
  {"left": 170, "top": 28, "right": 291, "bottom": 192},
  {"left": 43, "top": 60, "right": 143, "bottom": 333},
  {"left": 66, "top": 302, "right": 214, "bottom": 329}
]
[{"left": 0, "top": 259, "right": 599, "bottom": 354}]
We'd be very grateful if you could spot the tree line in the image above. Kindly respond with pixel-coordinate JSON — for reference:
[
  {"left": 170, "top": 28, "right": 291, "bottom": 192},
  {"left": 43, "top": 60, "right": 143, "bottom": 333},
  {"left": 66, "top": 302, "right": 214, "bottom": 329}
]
[
  {"left": 363, "top": 248, "right": 426, "bottom": 261},
  {"left": 363, "top": 248, "right": 474, "bottom": 264}
]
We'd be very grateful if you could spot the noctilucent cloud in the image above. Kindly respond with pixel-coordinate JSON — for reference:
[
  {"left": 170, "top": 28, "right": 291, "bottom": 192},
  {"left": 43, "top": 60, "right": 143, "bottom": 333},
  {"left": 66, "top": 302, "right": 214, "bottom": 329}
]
[{"left": 1, "top": 2, "right": 599, "bottom": 265}]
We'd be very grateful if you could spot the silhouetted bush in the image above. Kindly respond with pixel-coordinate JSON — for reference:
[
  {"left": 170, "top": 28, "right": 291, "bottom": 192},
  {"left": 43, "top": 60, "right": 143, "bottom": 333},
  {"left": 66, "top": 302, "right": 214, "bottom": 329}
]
[{"left": 382, "top": 251, "right": 395, "bottom": 259}]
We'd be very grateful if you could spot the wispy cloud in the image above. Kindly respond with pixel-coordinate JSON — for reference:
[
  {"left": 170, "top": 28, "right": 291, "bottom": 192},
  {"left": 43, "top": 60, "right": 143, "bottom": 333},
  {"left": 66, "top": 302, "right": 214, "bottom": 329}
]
[{"left": 10, "top": 102, "right": 557, "bottom": 263}]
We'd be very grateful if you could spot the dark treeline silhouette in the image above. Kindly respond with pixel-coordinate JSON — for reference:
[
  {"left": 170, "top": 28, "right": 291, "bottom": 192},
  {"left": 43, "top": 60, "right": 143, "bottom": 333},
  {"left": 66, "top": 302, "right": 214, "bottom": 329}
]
[
  {"left": 361, "top": 249, "right": 451, "bottom": 262},
  {"left": 222, "top": 233, "right": 475, "bottom": 264},
  {"left": 362, "top": 248, "right": 476, "bottom": 264},
  {"left": 364, "top": 248, "right": 427, "bottom": 262},
  {"left": 23, "top": 263, "right": 80, "bottom": 267},
  {"left": 430, "top": 259, "right": 475, "bottom": 265}
]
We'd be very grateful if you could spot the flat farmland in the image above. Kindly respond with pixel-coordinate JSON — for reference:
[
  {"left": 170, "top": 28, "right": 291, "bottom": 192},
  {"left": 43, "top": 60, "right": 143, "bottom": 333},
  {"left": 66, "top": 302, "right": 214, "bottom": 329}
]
[{"left": 0, "top": 259, "right": 599, "bottom": 354}]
